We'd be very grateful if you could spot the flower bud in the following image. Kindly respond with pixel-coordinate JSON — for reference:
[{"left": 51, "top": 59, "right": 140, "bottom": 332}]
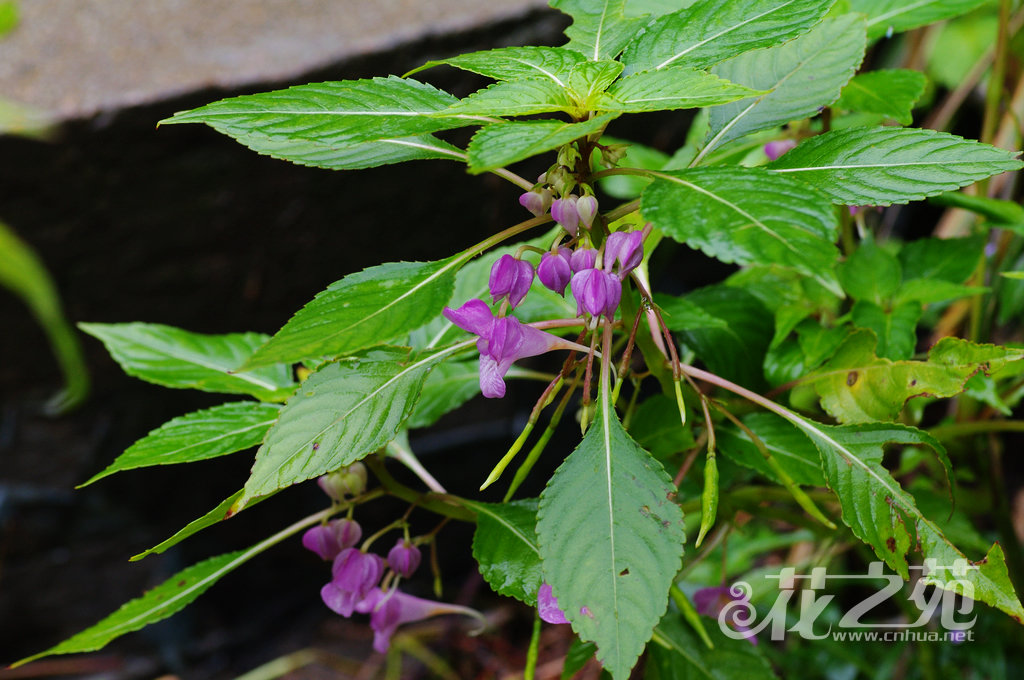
[
  {"left": 318, "top": 462, "right": 368, "bottom": 501},
  {"left": 518, "top": 188, "right": 552, "bottom": 217},
  {"left": 600, "top": 143, "right": 629, "bottom": 167},
  {"left": 537, "top": 248, "right": 572, "bottom": 296},
  {"left": 603, "top": 230, "right": 644, "bottom": 277},
  {"left": 489, "top": 254, "right": 534, "bottom": 308},
  {"left": 571, "top": 268, "right": 622, "bottom": 318},
  {"left": 575, "top": 195, "right": 599, "bottom": 230},
  {"left": 550, "top": 195, "right": 579, "bottom": 236},
  {"left": 763, "top": 139, "right": 797, "bottom": 161},
  {"left": 387, "top": 538, "right": 422, "bottom": 578},
  {"left": 302, "top": 518, "right": 363, "bottom": 561},
  {"left": 569, "top": 247, "right": 597, "bottom": 273}
]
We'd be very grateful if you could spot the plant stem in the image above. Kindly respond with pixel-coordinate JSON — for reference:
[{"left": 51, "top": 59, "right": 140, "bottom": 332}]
[
  {"left": 524, "top": 613, "right": 542, "bottom": 680},
  {"left": 366, "top": 456, "right": 476, "bottom": 522}
]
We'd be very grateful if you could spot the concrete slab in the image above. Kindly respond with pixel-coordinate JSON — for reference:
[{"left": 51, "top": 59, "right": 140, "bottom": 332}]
[{"left": 0, "top": 0, "right": 550, "bottom": 120}]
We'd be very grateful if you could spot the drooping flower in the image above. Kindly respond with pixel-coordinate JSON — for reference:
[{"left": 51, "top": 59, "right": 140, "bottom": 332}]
[
  {"left": 551, "top": 194, "right": 580, "bottom": 236},
  {"left": 356, "top": 588, "right": 485, "bottom": 653},
  {"left": 387, "top": 539, "right": 422, "bottom": 579},
  {"left": 569, "top": 247, "right": 598, "bottom": 273},
  {"left": 763, "top": 139, "right": 797, "bottom": 161},
  {"left": 443, "top": 299, "right": 588, "bottom": 398},
  {"left": 302, "top": 518, "right": 362, "bottom": 561},
  {"left": 537, "top": 248, "right": 572, "bottom": 295},
  {"left": 489, "top": 254, "right": 534, "bottom": 308},
  {"left": 571, "top": 268, "right": 622, "bottom": 318},
  {"left": 321, "top": 548, "right": 385, "bottom": 617},
  {"left": 576, "top": 195, "right": 599, "bottom": 230},
  {"left": 603, "top": 230, "right": 644, "bottom": 277},
  {"left": 694, "top": 585, "right": 758, "bottom": 645},
  {"left": 537, "top": 583, "right": 569, "bottom": 624},
  {"left": 519, "top": 188, "right": 552, "bottom": 217},
  {"left": 317, "top": 463, "right": 367, "bottom": 500}
]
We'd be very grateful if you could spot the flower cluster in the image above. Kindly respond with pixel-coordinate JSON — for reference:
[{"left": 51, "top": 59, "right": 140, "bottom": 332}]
[{"left": 304, "top": 474, "right": 478, "bottom": 653}]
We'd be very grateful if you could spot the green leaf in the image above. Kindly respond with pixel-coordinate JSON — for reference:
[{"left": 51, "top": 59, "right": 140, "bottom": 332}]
[
  {"left": 893, "top": 278, "right": 987, "bottom": 306},
  {"left": 621, "top": 0, "right": 836, "bottom": 72},
  {"left": 551, "top": 0, "right": 648, "bottom": 60},
  {"left": 835, "top": 69, "right": 927, "bottom": 125},
  {"left": 222, "top": 131, "right": 464, "bottom": 171},
  {"left": 628, "top": 394, "right": 695, "bottom": 459},
  {"left": 406, "top": 360, "right": 480, "bottom": 429},
  {"left": 851, "top": 0, "right": 992, "bottom": 40},
  {"left": 898, "top": 235, "right": 985, "bottom": 283},
  {"left": 641, "top": 168, "right": 841, "bottom": 293},
  {"left": 408, "top": 46, "right": 586, "bottom": 85},
  {"left": 838, "top": 240, "right": 902, "bottom": 304},
  {"left": 659, "top": 286, "right": 773, "bottom": 391},
  {"left": 537, "top": 393, "right": 685, "bottom": 678},
  {"left": 15, "top": 550, "right": 248, "bottom": 666},
  {"left": 238, "top": 345, "right": 462, "bottom": 508},
  {"left": 796, "top": 419, "right": 1024, "bottom": 621},
  {"left": 768, "top": 127, "right": 1024, "bottom": 205},
  {"left": 82, "top": 402, "right": 281, "bottom": 486},
  {"left": 705, "top": 14, "right": 866, "bottom": 158},
  {"left": 243, "top": 256, "right": 462, "bottom": 369},
  {"left": 79, "top": 322, "right": 295, "bottom": 402},
  {"left": 929, "top": 192, "right": 1024, "bottom": 226},
  {"left": 467, "top": 113, "right": 619, "bottom": 173},
  {"left": 466, "top": 499, "right": 543, "bottom": 604},
  {"left": 647, "top": 611, "right": 778, "bottom": 680},
  {"left": 849, "top": 299, "right": 922, "bottom": 360},
  {"left": 0, "top": 220, "right": 89, "bottom": 413},
  {"left": 809, "top": 330, "right": 1024, "bottom": 423},
  {"left": 160, "top": 77, "right": 474, "bottom": 146},
  {"left": 717, "top": 412, "right": 825, "bottom": 486},
  {"left": 597, "top": 67, "right": 764, "bottom": 113},
  {"left": 562, "top": 638, "right": 598, "bottom": 679},
  {"left": 569, "top": 60, "right": 626, "bottom": 105},
  {"left": 445, "top": 79, "right": 579, "bottom": 117}
]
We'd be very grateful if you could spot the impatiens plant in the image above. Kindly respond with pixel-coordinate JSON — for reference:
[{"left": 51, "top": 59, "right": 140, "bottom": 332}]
[{"left": 14, "top": 0, "right": 1024, "bottom": 676}]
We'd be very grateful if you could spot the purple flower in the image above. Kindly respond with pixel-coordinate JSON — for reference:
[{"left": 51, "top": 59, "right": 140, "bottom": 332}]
[
  {"left": 519, "top": 188, "right": 552, "bottom": 217},
  {"left": 356, "top": 588, "right": 484, "bottom": 653},
  {"left": 576, "top": 195, "right": 599, "bottom": 230},
  {"left": 537, "top": 583, "right": 569, "bottom": 624},
  {"left": 763, "top": 139, "right": 797, "bottom": 161},
  {"left": 443, "top": 299, "right": 585, "bottom": 398},
  {"left": 537, "top": 248, "right": 572, "bottom": 295},
  {"left": 321, "top": 548, "right": 385, "bottom": 617},
  {"left": 571, "top": 268, "right": 622, "bottom": 318},
  {"left": 317, "top": 463, "right": 367, "bottom": 500},
  {"left": 387, "top": 539, "right": 422, "bottom": 578},
  {"left": 302, "top": 518, "right": 362, "bottom": 561},
  {"left": 603, "top": 231, "right": 643, "bottom": 277},
  {"left": 694, "top": 586, "right": 758, "bottom": 645},
  {"left": 569, "top": 248, "right": 598, "bottom": 273},
  {"left": 489, "top": 254, "right": 534, "bottom": 308},
  {"left": 551, "top": 195, "right": 580, "bottom": 236}
]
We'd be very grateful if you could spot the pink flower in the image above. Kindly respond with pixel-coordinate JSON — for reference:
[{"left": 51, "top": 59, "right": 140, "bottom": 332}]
[
  {"left": 603, "top": 231, "right": 643, "bottom": 277},
  {"left": 537, "top": 583, "right": 569, "bottom": 624},
  {"left": 356, "top": 588, "right": 484, "bottom": 653},
  {"left": 764, "top": 139, "right": 797, "bottom": 161},
  {"left": 519, "top": 188, "right": 552, "bottom": 217},
  {"left": 301, "top": 518, "right": 362, "bottom": 561},
  {"left": 576, "top": 195, "right": 599, "bottom": 230},
  {"left": 321, "top": 548, "right": 385, "bottom": 617},
  {"left": 489, "top": 254, "right": 534, "bottom": 308},
  {"left": 571, "top": 268, "right": 622, "bottom": 318},
  {"left": 537, "top": 248, "right": 572, "bottom": 295},
  {"left": 551, "top": 195, "right": 580, "bottom": 236},
  {"left": 387, "top": 539, "right": 422, "bottom": 578}
]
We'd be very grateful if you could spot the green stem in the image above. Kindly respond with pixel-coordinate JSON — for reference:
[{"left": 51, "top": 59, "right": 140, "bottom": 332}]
[
  {"left": 366, "top": 456, "right": 476, "bottom": 522},
  {"left": 524, "top": 612, "right": 542, "bottom": 680}
]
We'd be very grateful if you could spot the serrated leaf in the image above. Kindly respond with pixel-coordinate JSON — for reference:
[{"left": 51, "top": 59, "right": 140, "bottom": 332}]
[
  {"left": 647, "top": 611, "right": 778, "bottom": 680},
  {"left": 408, "top": 46, "right": 586, "bottom": 86},
  {"left": 243, "top": 256, "right": 463, "bottom": 369},
  {"left": 466, "top": 499, "right": 543, "bottom": 604},
  {"left": 79, "top": 323, "right": 295, "bottom": 401},
  {"left": 768, "top": 127, "right": 1024, "bottom": 205},
  {"left": 82, "top": 402, "right": 281, "bottom": 486},
  {"left": 704, "top": 14, "right": 866, "bottom": 158},
  {"left": 898, "top": 235, "right": 985, "bottom": 283},
  {"left": 809, "top": 330, "right": 1024, "bottom": 423},
  {"left": 641, "top": 168, "right": 841, "bottom": 293},
  {"left": 551, "top": 0, "right": 648, "bottom": 60},
  {"left": 443, "top": 79, "right": 578, "bottom": 117},
  {"left": 659, "top": 286, "right": 773, "bottom": 390},
  {"left": 717, "top": 412, "right": 825, "bottom": 486},
  {"left": 851, "top": 0, "right": 992, "bottom": 40},
  {"left": 597, "top": 66, "right": 763, "bottom": 113},
  {"left": 838, "top": 240, "right": 902, "bottom": 304},
  {"left": 794, "top": 418, "right": 1024, "bottom": 621},
  {"left": 221, "top": 130, "right": 464, "bottom": 171},
  {"left": 16, "top": 550, "right": 247, "bottom": 666},
  {"left": 160, "top": 77, "right": 475, "bottom": 146},
  {"left": 238, "top": 345, "right": 463, "bottom": 507},
  {"left": 621, "top": 0, "right": 836, "bottom": 72},
  {"left": 850, "top": 299, "right": 922, "bottom": 360},
  {"left": 569, "top": 60, "right": 625, "bottom": 105},
  {"left": 893, "top": 279, "right": 987, "bottom": 306},
  {"left": 467, "top": 113, "right": 619, "bottom": 173},
  {"left": 406, "top": 360, "right": 481, "bottom": 429},
  {"left": 537, "top": 392, "right": 684, "bottom": 678},
  {"left": 835, "top": 69, "right": 927, "bottom": 125}
]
